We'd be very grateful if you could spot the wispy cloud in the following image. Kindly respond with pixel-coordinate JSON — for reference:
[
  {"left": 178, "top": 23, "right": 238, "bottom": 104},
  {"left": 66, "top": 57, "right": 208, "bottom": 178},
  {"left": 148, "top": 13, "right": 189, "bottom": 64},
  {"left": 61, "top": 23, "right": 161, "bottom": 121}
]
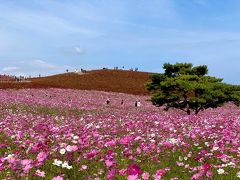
[
  {"left": 0, "top": 59, "right": 74, "bottom": 77},
  {"left": 33, "top": 60, "right": 57, "bottom": 69},
  {"left": 2, "top": 66, "right": 21, "bottom": 72},
  {"left": 0, "top": 3, "right": 102, "bottom": 38},
  {"left": 72, "top": 47, "right": 86, "bottom": 54},
  {"left": 63, "top": 46, "right": 86, "bottom": 55}
]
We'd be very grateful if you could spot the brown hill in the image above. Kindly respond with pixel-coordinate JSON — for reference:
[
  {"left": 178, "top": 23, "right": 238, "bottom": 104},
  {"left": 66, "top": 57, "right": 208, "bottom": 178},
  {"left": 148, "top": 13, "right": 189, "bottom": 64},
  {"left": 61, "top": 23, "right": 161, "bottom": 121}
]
[
  {"left": 0, "top": 70, "right": 153, "bottom": 95},
  {"left": 0, "top": 75, "right": 15, "bottom": 81}
]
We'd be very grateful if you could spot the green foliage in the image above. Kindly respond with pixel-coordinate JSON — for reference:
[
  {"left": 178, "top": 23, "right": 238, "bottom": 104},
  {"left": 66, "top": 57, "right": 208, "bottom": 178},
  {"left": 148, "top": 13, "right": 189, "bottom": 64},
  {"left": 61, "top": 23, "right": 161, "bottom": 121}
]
[{"left": 146, "top": 62, "right": 240, "bottom": 114}]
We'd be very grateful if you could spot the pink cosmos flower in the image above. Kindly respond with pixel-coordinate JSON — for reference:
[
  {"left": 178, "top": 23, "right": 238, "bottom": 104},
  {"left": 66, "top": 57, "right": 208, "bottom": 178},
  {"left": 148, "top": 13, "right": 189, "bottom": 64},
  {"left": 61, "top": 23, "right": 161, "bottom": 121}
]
[
  {"left": 70, "top": 145, "right": 78, "bottom": 152},
  {"left": 200, "top": 150, "right": 208, "bottom": 155},
  {"left": 142, "top": 172, "right": 150, "bottom": 180},
  {"left": 119, "top": 169, "right": 127, "bottom": 176},
  {"left": 153, "top": 174, "right": 162, "bottom": 180},
  {"left": 163, "top": 142, "right": 173, "bottom": 148},
  {"left": 155, "top": 169, "right": 166, "bottom": 176},
  {"left": 86, "top": 150, "right": 100, "bottom": 159},
  {"left": 176, "top": 162, "right": 184, "bottom": 166},
  {"left": 206, "top": 170, "right": 213, "bottom": 178},
  {"left": 215, "top": 154, "right": 223, "bottom": 158},
  {"left": 191, "top": 173, "right": 202, "bottom": 180},
  {"left": 37, "top": 151, "right": 47, "bottom": 162},
  {"left": 105, "top": 140, "right": 117, "bottom": 147},
  {"left": 165, "top": 167, "right": 171, "bottom": 171},
  {"left": 21, "top": 159, "right": 33, "bottom": 173},
  {"left": 81, "top": 165, "right": 87, "bottom": 170},
  {"left": 105, "top": 159, "right": 114, "bottom": 167},
  {"left": 127, "top": 164, "right": 142, "bottom": 175},
  {"left": 0, "top": 144, "right": 7, "bottom": 149},
  {"left": 21, "top": 159, "right": 32, "bottom": 166},
  {"left": 120, "top": 136, "right": 133, "bottom": 146},
  {"left": 194, "top": 155, "right": 202, "bottom": 162},
  {"left": 23, "top": 164, "right": 33, "bottom": 173},
  {"left": 203, "top": 163, "right": 211, "bottom": 171},
  {"left": 128, "top": 175, "right": 138, "bottom": 180},
  {"left": 35, "top": 170, "right": 45, "bottom": 177},
  {"left": 107, "top": 169, "right": 116, "bottom": 180},
  {"left": 6, "top": 157, "right": 16, "bottom": 164},
  {"left": 52, "top": 176, "right": 63, "bottom": 180}
]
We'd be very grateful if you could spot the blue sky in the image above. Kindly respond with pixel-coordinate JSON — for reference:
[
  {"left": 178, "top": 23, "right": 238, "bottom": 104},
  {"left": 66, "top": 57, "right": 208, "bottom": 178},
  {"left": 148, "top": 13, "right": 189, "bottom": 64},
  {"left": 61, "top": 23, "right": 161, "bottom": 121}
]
[{"left": 0, "top": 0, "right": 240, "bottom": 84}]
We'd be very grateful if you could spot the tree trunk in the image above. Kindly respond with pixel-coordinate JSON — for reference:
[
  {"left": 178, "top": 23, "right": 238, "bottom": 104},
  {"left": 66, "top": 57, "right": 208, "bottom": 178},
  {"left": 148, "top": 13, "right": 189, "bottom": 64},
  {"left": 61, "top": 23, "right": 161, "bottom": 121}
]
[
  {"left": 195, "top": 109, "right": 198, "bottom": 115},
  {"left": 164, "top": 105, "right": 169, "bottom": 111},
  {"left": 195, "top": 106, "right": 202, "bottom": 115},
  {"left": 186, "top": 103, "right": 190, "bottom": 115}
]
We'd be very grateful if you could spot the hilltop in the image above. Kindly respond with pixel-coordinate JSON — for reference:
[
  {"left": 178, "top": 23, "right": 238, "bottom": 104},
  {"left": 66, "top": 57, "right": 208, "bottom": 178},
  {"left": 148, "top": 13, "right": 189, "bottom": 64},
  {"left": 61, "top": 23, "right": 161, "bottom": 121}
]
[
  {"left": 0, "top": 69, "right": 152, "bottom": 95},
  {"left": 0, "top": 75, "right": 15, "bottom": 81}
]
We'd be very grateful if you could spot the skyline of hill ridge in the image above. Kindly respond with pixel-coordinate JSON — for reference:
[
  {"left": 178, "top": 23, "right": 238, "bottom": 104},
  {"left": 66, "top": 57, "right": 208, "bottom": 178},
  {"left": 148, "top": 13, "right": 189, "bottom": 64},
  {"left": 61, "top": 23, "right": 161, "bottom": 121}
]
[{"left": 0, "top": 69, "right": 153, "bottom": 95}]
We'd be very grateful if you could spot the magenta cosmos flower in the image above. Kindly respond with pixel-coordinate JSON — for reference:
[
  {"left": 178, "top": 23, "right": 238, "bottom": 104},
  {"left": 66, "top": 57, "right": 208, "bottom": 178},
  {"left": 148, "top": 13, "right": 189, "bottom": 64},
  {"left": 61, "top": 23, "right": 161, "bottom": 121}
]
[{"left": 127, "top": 164, "right": 142, "bottom": 175}]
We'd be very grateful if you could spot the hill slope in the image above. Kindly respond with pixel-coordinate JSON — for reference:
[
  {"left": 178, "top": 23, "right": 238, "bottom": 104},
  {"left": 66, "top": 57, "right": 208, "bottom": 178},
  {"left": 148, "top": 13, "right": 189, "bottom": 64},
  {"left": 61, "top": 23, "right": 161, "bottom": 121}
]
[
  {"left": 0, "top": 70, "right": 152, "bottom": 95},
  {"left": 0, "top": 75, "right": 15, "bottom": 81}
]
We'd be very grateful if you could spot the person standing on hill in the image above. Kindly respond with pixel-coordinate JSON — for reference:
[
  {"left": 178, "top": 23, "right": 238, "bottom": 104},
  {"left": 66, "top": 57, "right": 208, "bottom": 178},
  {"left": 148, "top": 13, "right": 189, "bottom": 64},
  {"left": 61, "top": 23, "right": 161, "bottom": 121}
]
[
  {"left": 137, "top": 100, "right": 141, "bottom": 107},
  {"left": 121, "top": 99, "right": 124, "bottom": 105},
  {"left": 106, "top": 98, "right": 110, "bottom": 105},
  {"left": 135, "top": 100, "right": 138, "bottom": 107},
  {"left": 135, "top": 100, "right": 141, "bottom": 107}
]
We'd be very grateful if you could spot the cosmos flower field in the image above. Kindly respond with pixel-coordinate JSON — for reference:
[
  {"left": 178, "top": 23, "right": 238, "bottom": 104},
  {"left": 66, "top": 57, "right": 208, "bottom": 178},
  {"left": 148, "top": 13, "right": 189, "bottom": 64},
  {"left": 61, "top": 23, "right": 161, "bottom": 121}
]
[{"left": 0, "top": 88, "right": 239, "bottom": 179}]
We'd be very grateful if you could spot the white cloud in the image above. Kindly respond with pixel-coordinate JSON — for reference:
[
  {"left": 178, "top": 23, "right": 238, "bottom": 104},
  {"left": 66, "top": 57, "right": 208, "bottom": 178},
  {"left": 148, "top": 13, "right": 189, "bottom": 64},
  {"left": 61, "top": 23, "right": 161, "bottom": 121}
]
[
  {"left": 2, "top": 66, "right": 20, "bottom": 72},
  {"left": 0, "top": 4, "right": 102, "bottom": 38},
  {"left": 0, "top": 59, "right": 75, "bottom": 77},
  {"left": 33, "top": 60, "right": 57, "bottom": 69},
  {"left": 73, "top": 47, "right": 85, "bottom": 54},
  {"left": 62, "top": 46, "right": 86, "bottom": 55},
  {"left": 34, "top": 60, "right": 46, "bottom": 64}
]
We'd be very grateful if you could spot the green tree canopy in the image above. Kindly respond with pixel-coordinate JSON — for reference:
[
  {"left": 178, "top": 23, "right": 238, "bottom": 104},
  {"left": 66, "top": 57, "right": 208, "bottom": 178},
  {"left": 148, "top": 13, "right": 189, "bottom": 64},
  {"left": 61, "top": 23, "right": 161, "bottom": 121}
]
[{"left": 146, "top": 63, "right": 240, "bottom": 114}]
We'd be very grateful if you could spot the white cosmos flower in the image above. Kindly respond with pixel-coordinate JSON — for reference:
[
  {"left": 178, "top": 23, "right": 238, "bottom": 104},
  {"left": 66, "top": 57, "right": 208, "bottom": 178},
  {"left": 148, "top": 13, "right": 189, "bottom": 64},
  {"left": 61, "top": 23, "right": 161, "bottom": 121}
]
[
  {"left": 53, "top": 159, "right": 62, "bottom": 166},
  {"left": 151, "top": 133, "right": 155, "bottom": 137},
  {"left": 72, "top": 140, "right": 78, "bottom": 144},
  {"left": 194, "top": 143, "right": 199, "bottom": 146},
  {"left": 150, "top": 139, "right": 155, "bottom": 143},
  {"left": 66, "top": 145, "right": 72, "bottom": 152},
  {"left": 60, "top": 148, "right": 66, "bottom": 155},
  {"left": 60, "top": 143, "right": 67, "bottom": 147},
  {"left": 73, "top": 135, "right": 79, "bottom": 140},
  {"left": 61, "top": 161, "right": 72, "bottom": 169},
  {"left": 217, "top": 168, "right": 225, "bottom": 174},
  {"left": 179, "top": 156, "right": 183, "bottom": 161},
  {"left": 5, "top": 154, "right": 14, "bottom": 160},
  {"left": 212, "top": 146, "right": 219, "bottom": 151},
  {"left": 169, "top": 138, "right": 177, "bottom": 144},
  {"left": 227, "top": 162, "right": 235, "bottom": 166},
  {"left": 187, "top": 153, "right": 192, "bottom": 158},
  {"left": 236, "top": 171, "right": 240, "bottom": 178},
  {"left": 66, "top": 165, "right": 73, "bottom": 170},
  {"left": 62, "top": 161, "right": 69, "bottom": 168}
]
